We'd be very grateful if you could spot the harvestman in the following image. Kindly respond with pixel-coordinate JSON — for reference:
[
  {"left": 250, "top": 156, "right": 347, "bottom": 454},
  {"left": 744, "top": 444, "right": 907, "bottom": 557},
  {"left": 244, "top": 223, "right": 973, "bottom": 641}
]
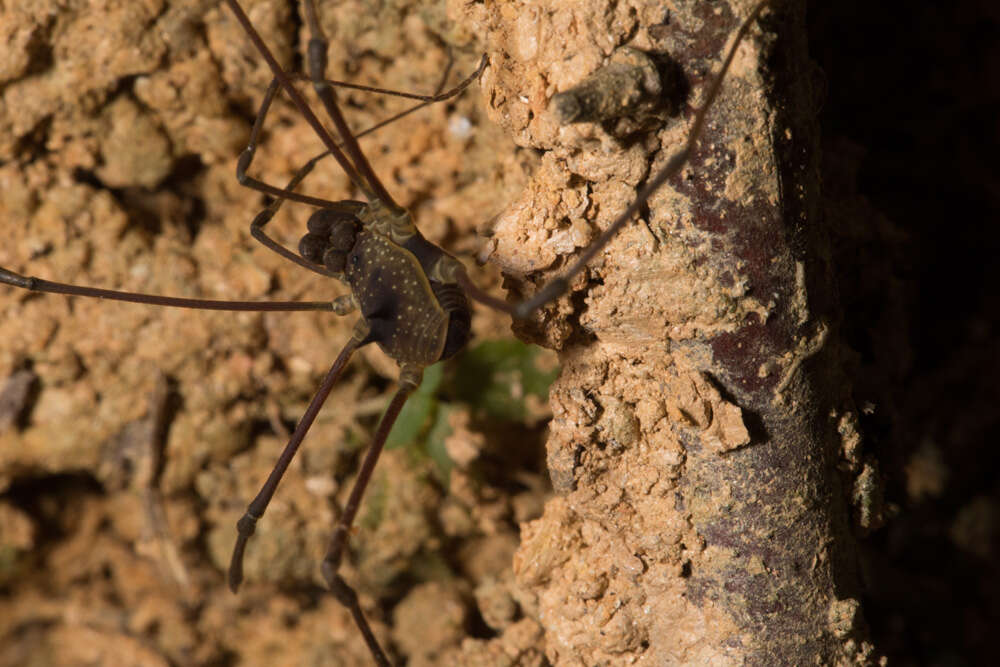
[{"left": 0, "top": 0, "right": 774, "bottom": 664}]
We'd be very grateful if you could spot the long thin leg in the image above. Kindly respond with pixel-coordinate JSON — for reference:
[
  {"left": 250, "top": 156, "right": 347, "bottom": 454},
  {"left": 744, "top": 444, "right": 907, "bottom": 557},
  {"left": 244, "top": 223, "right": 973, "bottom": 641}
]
[
  {"left": 235, "top": 52, "right": 485, "bottom": 275},
  {"left": 433, "top": 51, "right": 456, "bottom": 97},
  {"left": 286, "top": 52, "right": 485, "bottom": 102},
  {"left": 228, "top": 337, "right": 360, "bottom": 591},
  {"left": 245, "top": 56, "right": 485, "bottom": 255},
  {"left": 234, "top": 76, "right": 350, "bottom": 278},
  {"left": 501, "top": 0, "right": 774, "bottom": 319},
  {"left": 321, "top": 373, "right": 420, "bottom": 667},
  {"left": 301, "top": 0, "right": 402, "bottom": 212},
  {"left": 236, "top": 56, "right": 487, "bottom": 211},
  {"left": 225, "top": 0, "right": 378, "bottom": 204},
  {"left": 0, "top": 266, "right": 336, "bottom": 312},
  {"left": 236, "top": 79, "right": 342, "bottom": 208},
  {"left": 455, "top": 268, "right": 515, "bottom": 316}
]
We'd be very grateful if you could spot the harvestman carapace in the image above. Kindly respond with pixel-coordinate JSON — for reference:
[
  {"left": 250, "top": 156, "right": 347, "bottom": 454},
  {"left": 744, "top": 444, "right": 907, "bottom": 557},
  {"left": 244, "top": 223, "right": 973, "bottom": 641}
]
[{"left": 0, "top": 0, "right": 774, "bottom": 664}]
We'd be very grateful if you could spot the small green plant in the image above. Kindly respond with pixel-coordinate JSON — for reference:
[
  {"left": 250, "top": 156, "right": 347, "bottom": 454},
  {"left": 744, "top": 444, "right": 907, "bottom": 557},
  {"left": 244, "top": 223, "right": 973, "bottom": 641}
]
[{"left": 384, "top": 340, "right": 558, "bottom": 481}]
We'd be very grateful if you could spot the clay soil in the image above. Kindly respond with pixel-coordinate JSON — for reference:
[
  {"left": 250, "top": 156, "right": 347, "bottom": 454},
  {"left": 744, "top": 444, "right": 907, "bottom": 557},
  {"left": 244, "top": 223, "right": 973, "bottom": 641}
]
[
  {"left": 0, "top": 1, "right": 548, "bottom": 665},
  {"left": 6, "top": 0, "right": 844, "bottom": 665},
  {"left": 4, "top": 0, "right": 808, "bottom": 663},
  {"left": 2, "top": 0, "right": 997, "bottom": 666}
]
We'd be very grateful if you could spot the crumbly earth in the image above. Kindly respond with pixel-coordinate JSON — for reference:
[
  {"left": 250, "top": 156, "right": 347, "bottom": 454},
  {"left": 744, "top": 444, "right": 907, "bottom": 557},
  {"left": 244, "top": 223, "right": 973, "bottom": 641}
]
[
  {"left": 0, "top": 1, "right": 873, "bottom": 666},
  {"left": 470, "top": 0, "right": 875, "bottom": 664},
  {"left": 1, "top": 1, "right": 546, "bottom": 665}
]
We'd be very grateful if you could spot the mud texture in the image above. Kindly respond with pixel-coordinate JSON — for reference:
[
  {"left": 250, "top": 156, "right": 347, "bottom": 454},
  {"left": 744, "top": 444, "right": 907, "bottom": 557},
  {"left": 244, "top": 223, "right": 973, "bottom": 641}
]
[
  {"left": 471, "top": 0, "right": 873, "bottom": 664},
  {"left": 0, "top": 0, "right": 886, "bottom": 666},
  {"left": 1, "top": 1, "right": 546, "bottom": 665}
]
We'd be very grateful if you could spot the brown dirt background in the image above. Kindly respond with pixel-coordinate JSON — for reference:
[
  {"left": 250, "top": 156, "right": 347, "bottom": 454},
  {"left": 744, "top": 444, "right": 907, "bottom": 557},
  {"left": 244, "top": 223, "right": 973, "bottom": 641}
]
[
  {"left": 0, "top": 1, "right": 546, "bottom": 665},
  {"left": 1, "top": 0, "right": 997, "bottom": 666}
]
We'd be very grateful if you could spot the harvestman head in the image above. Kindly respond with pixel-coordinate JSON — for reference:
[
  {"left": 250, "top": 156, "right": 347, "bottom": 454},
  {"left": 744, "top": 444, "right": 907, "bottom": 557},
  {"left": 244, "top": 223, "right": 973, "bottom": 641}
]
[{"left": 0, "top": 0, "right": 774, "bottom": 664}]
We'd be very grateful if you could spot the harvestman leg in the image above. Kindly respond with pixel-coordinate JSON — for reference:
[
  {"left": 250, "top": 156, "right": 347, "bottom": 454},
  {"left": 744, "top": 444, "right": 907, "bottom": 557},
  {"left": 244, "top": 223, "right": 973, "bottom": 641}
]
[
  {"left": 0, "top": 263, "right": 388, "bottom": 648},
  {"left": 226, "top": 336, "right": 420, "bottom": 667},
  {"left": 507, "top": 0, "right": 775, "bottom": 318},
  {"left": 227, "top": 335, "right": 359, "bottom": 589},
  {"left": 217, "top": 2, "right": 774, "bottom": 666},
  {"left": 0, "top": 266, "right": 362, "bottom": 595},
  {"left": 236, "top": 77, "right": 355, "bottom": 277},
  {"left": 221, "top": 2, "right": 484, "bottom": 662},
  {"left": 225, "top": 334, "right": 421, "bottom": 667},
  {"left": 298, "top": 2, "right": 398, "bottom": 211},
  {"left": 235, "top": 51, "right": 485, "bottom": 277},
  {"left": 244, "top": 54, "right": 485, "bottom": 234},
  {"left": 0, "top": 267, "right": 338, "bottom": 312},
  {"left": 236, "top": 62, "right": 485, "bottom": 209},
  {"left": 321, "top": 373, "right": 420, "bottom": 667}
]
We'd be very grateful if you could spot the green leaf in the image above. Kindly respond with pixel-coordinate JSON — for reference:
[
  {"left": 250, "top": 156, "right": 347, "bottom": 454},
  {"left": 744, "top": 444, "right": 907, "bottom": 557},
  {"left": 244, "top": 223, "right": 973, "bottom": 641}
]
[
  {"left": 416, "top": 362, "right": 445, "bottom": 396},
  {"left": 384, "top": 363, "right": 444, "bottom": 450},
  {"left": 359, "top": 472, "right": 388, "bottom": 531},
  {"left": 451, "top": 340, "right": 558, "bottom": 421},
  {"left": 425, "top": 403, "right": 456, "bottom": 482}
]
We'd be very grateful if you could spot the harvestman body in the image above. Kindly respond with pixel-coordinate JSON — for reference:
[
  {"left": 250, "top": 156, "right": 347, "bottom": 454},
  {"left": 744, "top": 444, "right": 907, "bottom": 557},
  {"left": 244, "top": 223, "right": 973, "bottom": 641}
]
[{"left": 0, "top": 0, "right": 774, "bottom": 664}]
